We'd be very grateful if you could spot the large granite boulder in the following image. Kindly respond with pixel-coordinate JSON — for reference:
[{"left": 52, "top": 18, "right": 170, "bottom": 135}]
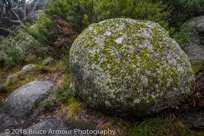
[
  {"left": 182, "top": 16, "right": 204, "bottom": 66},
  {"left": 1, "top": 81, "right": 54, "bottom": 119},
  {"left": 70, "top": 18, "right": 195, "bottom": 117}
]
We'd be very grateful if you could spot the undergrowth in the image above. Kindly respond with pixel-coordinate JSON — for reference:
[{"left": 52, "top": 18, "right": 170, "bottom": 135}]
[
  {"left": 0, "top": 63, "right": 59, "bottom": 101},
  {"left": 128, "top": 117, "right": 204, "bottom": 136}
]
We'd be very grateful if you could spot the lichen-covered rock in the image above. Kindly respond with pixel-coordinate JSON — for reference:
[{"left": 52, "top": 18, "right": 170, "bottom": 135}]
[
  {"left": 70, "top": 18, "right": 195, "bottom": 117},
  {"left": 20, "top": 64, "right": 36, "bottom": 77},
  {"left": 43, "top": 57, "right": 55, "bottom": 66}
]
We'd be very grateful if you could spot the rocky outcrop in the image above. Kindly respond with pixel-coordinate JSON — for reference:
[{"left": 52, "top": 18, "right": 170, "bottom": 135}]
[
  {"left": 70, "top": 18, "right": 195, "bottom": 117},
  {"left": 182, "top": 16, "right": 204, "bottom": 66},
  {"left": 1, "top": 81, "right": 54, "bottom": 119}
]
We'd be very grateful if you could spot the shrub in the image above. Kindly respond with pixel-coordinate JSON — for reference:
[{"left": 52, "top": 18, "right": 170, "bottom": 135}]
[
  {"left": 95, "top": 0, "right": 170, "bottom": 29},
  {"left": 128, "top": 117, "right": 204, "bottom": 136},
  {"left": 0, "top": 31, "right": 25, "bottom": 68},
  {"left": 45, "top": 0, "right": 170, "bottom": 30},
  {"left": 0, "top": 29, "right": 43, "bottom": 68},
  {"left": 160, "top": 0, "right": 204, "bottom": 27},
  {"left": 45, "top": 0, "right": 95, "bottom": 32},
  {"left": 24, "top": 14, "right": 58, "bottom": 56},
  {"left": 24, "top": 14, "right": 77, "bottom": 58},
  {"left": 172, "top": 27, "right": 193, "bottom": 48},
  {"left": 53, "top": 16, "right": 78, "bottom": 49}
]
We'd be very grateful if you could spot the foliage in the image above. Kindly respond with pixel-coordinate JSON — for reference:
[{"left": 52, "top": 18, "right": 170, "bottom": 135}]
[
  {"left": 160, "top": 0, "right": 204, "bottom": 27},
  {"left": 0, "top": 76, "right": 17, "bottom": 93},
  {"left": 24, "top": 14, "right": 57, "bottom": 55},
  {"left": 24, "top": 14, "right": 77, "bottom": 58},
  {"left": 172, "top": 27, "right": 193, "bottom": 47},
  {"left": 45, "top": 0, "right": 170, "bottom": 31},
  {"left": 45, "top": 0, "right": 95, "bottom": 32},
  {"left": 0, "top": 30, "right": 25, "bottom": 68},
  {"left": 0, "top": 64, "right": 52, "bottom": 93},
  {"left": 0, "top": 28, "right": 43, "bottom": 68},
  {"left": 53, "top": 16, "right": 78, "bottom": 48},
  {"left": 43, "top": 74, "right": 74, "bottom": 111},
  {"left": 95, "top": 0, "right": 170, "bottom": 29},
  {"left": 61, "top": 97, "right": 81, "bottom": 119},
  {"left": 128, "top": 117, "right": 204, "bottom": 136}
]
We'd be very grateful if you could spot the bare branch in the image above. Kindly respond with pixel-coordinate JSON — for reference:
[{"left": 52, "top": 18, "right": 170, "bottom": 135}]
[
  {"left": 2, "top": 0, "right": 43, "bottom": 26},
  {"left": 2, "top": 0, "right": 24, "bottom": 25},
  {"left": 21, "top": 0, "right": 26, "bottom": 22},
  {"left": 4, "top": 16, "right": 22, "bottom": 24},
  {"left": 30, "top": 0, "right": 40, "bottom": 14},
  {"left": 0, "top": 27, "right": 9, "bottom": 31},
  {"left": 9, "top": 9, "right": 24, "bottom": 25},
  {"left": 27, "top": 0, "right": 34, "bottom": 4}
]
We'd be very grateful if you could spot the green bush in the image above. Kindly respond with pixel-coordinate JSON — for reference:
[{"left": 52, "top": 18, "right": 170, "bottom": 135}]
[
  {"left": 45, "top": 0, "right": 95, "bottom": 32},
  {"left": 45, "top": 0, "right": 170, "bottom": 31},
  {"left": 24, "top": 14, "right": 77, "bottom": 58},
  {"left": 94, "top": 0, "right": 170, "bottom": 29},
  {"left": 0, "top": 29, "right": 43, "bottom": 68},
  {"left": 0, "top": 31, "right": 25, "bottom": 68},
  {"left": 160, "top": 0, "right": 204, "bottom": 27},
  {"left": 172, "top": 27, "right": 194, "bottom": 47},
  {"left": 24, "top": 14, "right": 58, "bottom": 56}
]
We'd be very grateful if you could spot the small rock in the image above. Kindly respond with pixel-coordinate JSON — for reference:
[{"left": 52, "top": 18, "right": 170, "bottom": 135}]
[
  {"left": 181, "top": 110, "right": 204, "bottom": 130},
  {"left": 1, "top": 81, "right": 54, "bottom": 119},
  {"left": 20, "top": 64, "right": 37, "bottom": 77},
  {"left": 43, "top": 57, "right": 54, "bottom": 66}
]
